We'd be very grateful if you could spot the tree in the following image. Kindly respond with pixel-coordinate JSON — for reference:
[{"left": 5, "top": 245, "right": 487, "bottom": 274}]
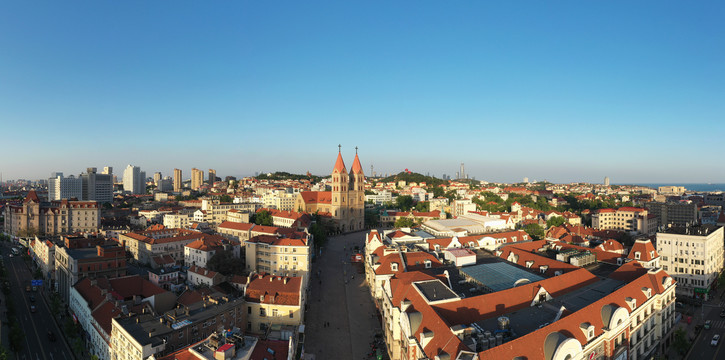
[
  {"left": 546, "top": 216, "right": 566, "bottom": 228},
  {"left": 0, "top": 345, "right": 9, "bottom": 360},
  {"left": 523, "top": 223, "right": 545, "bottom": 240},
  {"left": 9, "top": 322, "right": 24, "bottom": 352},
  {"left": 207, "top": 250, "right": 244, "bottom": 275},
  {"left": 429, "top": 186, "right": 445, "bottom": 198},
  {"left": 310, "top": 222, "right": 328, "bottom": 249},
  {"left": 364, "top": 210, "right": 380, "bottom": 229},
  {"left": 394, "top": 217, "right": 416, "bottom": 228},
  {"left": 252, "top": 210, "right": 273, "bottom": 226},
  {"left": 414, "top": 201, "right": 430, "bottom": 212},
  {"left": 395, "top": 196, "right": 414, "bottom": 212},
  {"left": 672, "top": 328, "right": 690, "bottom": 355},
  {"left": 219, "top": 194, "right": 233, "bottom": 203}
]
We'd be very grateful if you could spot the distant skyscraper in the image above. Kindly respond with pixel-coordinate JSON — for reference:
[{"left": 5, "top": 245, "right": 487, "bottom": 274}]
[
  {"left": 123, "top": 165, "right": 146, "bottom": 195},
  {"left": 81, "top": 167, "right": 113, "bottom": 203},
  {"left": 191, "top": 168, "right": 204, "bottom": 190},
  {"left": 604, "top": 177, "right": 610, "bottom": 186},
  {"left": 153, "top": 172, "right": 162, "bottom": 186},
  {"left": 523, "top": 177, "right": 529, "bottom": 183},
  {"left": 208, "top": 169, "right": 216, "bottom": 184},
  {"left": 460, "top": 163, "right": 465, "bottom": 180},
  {"left": 48, "top": 172, "right": 83, "bottom": 200},
  {"left": 173, "top": 168, "right": 182, "bottom": 192}
]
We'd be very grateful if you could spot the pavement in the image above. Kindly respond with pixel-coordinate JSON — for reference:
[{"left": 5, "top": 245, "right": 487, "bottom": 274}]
[
  {"left": 304, "top": 231, "right": 383, "bottom": 360},
  {"left": 0, "top": 242, "right": 74, "bottom": 360},
  {"left": 682, "top": 291, "right": 725, "bottom": 360}
]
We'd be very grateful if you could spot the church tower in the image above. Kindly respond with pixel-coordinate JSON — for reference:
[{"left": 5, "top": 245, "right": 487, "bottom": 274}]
[
  {"left": 330, "top": 145, "right": 348, "bottom": 225},
  {"left": 349, "top": 147, "right": 365, "bottom": 231}
]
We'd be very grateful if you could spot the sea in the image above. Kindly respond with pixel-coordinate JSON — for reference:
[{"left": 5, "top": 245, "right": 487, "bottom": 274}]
[{"left": 627, "top": 183, "right": 725, "bottom": 193}]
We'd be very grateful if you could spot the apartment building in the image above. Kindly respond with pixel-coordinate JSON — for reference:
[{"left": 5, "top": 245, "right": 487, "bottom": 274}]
[
  {"left": 196, "top": 199, "right": 260, "bottom": 228},
  {"left": 656, "top": 225, "right": 724, "bottom": 300},
  {"left": 81, "top": 167, "right": 114, "bottom": 204},
  {"left": 119, "top": 228, "right": 222, "bottom": 266},
  {"left": 592, "top": 207, "right": 655, "bottom": 234},
  {"left": 184, "top": 234, "right": 239, "bottom": 268},
  {"left": 4, "top": 190, "right": 100, "bottom": 236},
  {"left": 173, "top": 169, "right": 182, "bottom": 192},
  {"left": 48, "top": 172, "right": 83, "bottom": 201},
  {"left": 29, "top": 236, "right": 55, "bottom": 280},
  {"left": 244, "top": 234, "right": 312, "bottom": 280},
  {"left": 55, "top": 243, "right": 127, "bottom": 302},
  {"left": 123, "top": 165, "right": 146, "bottom": 195},
  {"left": 644, "top": 201, "right": 698, "bottom": 227},
  {"left": 244, "top": 274, "right": 304, "bottom": 335},
  {"left": 110, "top": 298, "right": 246, "bottom": 360},
  {"left": 191, "top": 168, "right": 204, "bottom": 191}
]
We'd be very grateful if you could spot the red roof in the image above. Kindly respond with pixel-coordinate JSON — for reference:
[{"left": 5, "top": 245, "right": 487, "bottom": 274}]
[
  {"left": 299, "top": 191, "right": 332, "bottom": 204},
  {"left": 245, "top": 274, "right": 302, "bottom": 306},
  {"left": 350, "top": 152, "right": 363, "bottom": 174},
  {"left": 250, "top": 339, "right": 290, "bottom": 360},
  {"left": 218, "top": 221, "right": 254, "bottom": 231},
  {"left": 24, "top": 190, "right": 40, "bottom": 203},
  {"left": 332, "top": 151, "right": 347, "bottom": 173},
  {"left": 108, "top": 275, "right": 167, "bottom": 299},
  {"left": 628, "top": 239, "right": 659, "bottom": 262}
]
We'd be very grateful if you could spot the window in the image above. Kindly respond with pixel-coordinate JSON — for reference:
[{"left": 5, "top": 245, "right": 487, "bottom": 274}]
[
  {"left": 289, "top": 310, "right": 294, "bottom": 318},
  {"left": 260, "top": 308, "right": 266, "bottom": 317}
]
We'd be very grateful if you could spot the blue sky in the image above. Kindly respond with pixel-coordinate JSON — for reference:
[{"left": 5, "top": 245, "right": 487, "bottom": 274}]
[{"left": 1, "top": 1, "right": 723, "bottom": 183}]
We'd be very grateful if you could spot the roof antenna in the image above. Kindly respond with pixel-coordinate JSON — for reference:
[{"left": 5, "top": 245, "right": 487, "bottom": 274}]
[{"left": 338, "top": 144, "right": 341, "bottom": 153}]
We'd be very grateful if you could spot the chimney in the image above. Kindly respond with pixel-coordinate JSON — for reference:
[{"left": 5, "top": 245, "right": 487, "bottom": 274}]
[
  {"left": 270, "top": 276, "right": 273, "bottom": 282},
  {"left": 283, "top": 277, "right": 288, "bottom": 284}
]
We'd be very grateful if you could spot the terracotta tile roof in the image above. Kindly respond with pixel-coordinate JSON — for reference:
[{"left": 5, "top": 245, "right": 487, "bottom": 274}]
[
  {"left": 245, "top": 274, "right": 301, "bottom": 306},
  {"left": 250, "top": 339, "right": 290, "bottom": 360},
  {"left": 299, "top": 191, "right": 332, "bottom": 204},
  {"left": 403, "top": 252, "right": 443, "bottom": 271},
  {"left": 108, "top": 275, "right": 166, "bottom": 299},
  {"left": 218, "top": 221, "right": 254, "bottom": 231},
  {"left": 367, "top": 230, "right": 381, "bottom": 244},
  {"left": 609, "top": 261, "right": 649, "bottom": 282},
  {"left": 425, "top": 237, "right": 455, "bottom": 250},
  {"left": 248, "top": 234, "right": 307, "bottom": 247},
  {"left": 73, "top": 278, "right": 106, "bottom": 310},
  {"left": 187, "top": 265, "right": 220, "bottom": 279},
  {"left": 497, "top": 241, "right": 579, "bottom": 276},
  {"left": 24, "top": 190, "right": 40, "bottom": 203},
  {"left": 185, "top": 236, "right": 225, "bottom": 252},
  {"left": 91, "top": 301, "right": 122, "bottom": 335},
  {"left": 628, "top": 239, "right": 659, "bottom": 262},
  {"left": 388, "top": 230, "right": 414, "bottom": 239},
  {"left": 151, "top": 255, "right": 176, "bottom": 266},
  {"left": 598, "top": 239, "right": 624, "bottom": 252},
  {"left": 479, "top": 269, "right": 672, "bottom": 359}
]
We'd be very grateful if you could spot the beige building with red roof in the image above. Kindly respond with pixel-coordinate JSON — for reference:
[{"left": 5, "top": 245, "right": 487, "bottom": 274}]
[
  {"left": 120, "top": 228, "right": 230, "bottom": 266},
  {"left": 244, "top": 274, "right": 304, "bottom": 335},
  {"left": 295, "top": 148, "right": 365, "bottom": 232},
  {"left": 183, "top": 234, "right": 239, "bottom": 269},
  {"left": 4, "top": 190, "right": 100, "bottom": 236},
  {"left": 592, "top": 207, "right": 654, "bottom": 234},
  {"left": 244, "top": 233, "right": 312, "bottom": 281}
]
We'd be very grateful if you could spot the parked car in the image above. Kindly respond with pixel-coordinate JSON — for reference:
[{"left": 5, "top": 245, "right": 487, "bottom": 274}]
[{"left": 712, "top": 334, "right": 720, "bottom": 346}]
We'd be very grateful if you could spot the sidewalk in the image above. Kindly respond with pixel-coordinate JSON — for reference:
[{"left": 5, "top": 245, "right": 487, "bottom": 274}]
[{"left": 669, "top": 291, "right": 722, "bottom": 359}]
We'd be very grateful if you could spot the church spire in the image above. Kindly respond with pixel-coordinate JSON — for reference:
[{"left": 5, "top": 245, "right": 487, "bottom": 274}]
[
  {"left": 333, "top": 145, "right": 347, "bottom": 173},
  {"left": 351, "top": 147, "right": 364, "bottom": 175}
]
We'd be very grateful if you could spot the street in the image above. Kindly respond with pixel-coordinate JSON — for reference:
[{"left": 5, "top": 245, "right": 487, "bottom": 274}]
[
  {"left": 685, "top": 297, "right": 725, "bottom": 360},
  {"left": 304, "top": 231, "right": 383, "bottom": 359},
  {"left": 1, "top": 243, "right": 73, "bottom": 360}
]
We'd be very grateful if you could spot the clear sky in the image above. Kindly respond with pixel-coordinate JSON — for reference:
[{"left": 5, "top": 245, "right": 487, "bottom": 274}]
[{"left": 1, "top": 1, "right": 724, "bottom": 183}]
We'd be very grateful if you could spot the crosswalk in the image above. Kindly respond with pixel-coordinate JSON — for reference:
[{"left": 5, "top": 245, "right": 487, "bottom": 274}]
[
  {"left": 708, "top": 320, "right": 725, "bottom": 329},
  {"left": 718, "top": 300, "right": 725, "bottom": 307}
]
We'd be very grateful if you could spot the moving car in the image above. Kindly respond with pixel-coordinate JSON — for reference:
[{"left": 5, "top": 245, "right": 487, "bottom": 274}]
[
  {"left": 29, "top": 295, "right": 35, "bottom": 302},
  {"left": 712, "top": 334, "right": 720, "bottom": 346},
  {"left": 47, "top": 331, "right": 56, "bottom": 342},
  {"left": 25, "top": 285, "right": 31, "bottom": 292},
  {"left": 706, "top": 320, "right": 712, "bottom": 329},
  {"left": 720, "top": 310, "right": 725, "bottom": 318},
  {"left": 30, "top": 305, "right": 36, "bottom": 313}
]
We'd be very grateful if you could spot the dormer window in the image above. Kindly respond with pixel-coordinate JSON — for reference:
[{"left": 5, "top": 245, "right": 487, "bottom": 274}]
[
  {"left": 650, "top": 250, "right": 655, "bottom": 258},
  {"left": 635, "top": 252, "right": 641, "bottom": 260},
  {"left": 625, "top": 297, "right": 636, "bottom": 310},
  {"left": 525, "top": 260, "right": 534, "bottom": 268},
  {"left": 540, "top": 265, "right": 549, "bottom": 274},
  {"left": 434, "top": 245, "right": 440, "bottom": 252},
  {"left": 424, "top": 260, "right": 432, "bottom": 269},
  {"left": 642, "top": 287, "right": 652, "bottom": 298},
  {"left": 391, "top": 263, "right": 399, "bottom": 272}
]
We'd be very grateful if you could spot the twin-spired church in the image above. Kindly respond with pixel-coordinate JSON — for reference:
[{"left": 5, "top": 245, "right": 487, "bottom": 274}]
[{"left": 295, "top": 148, "right": 365, "bottom": 232}]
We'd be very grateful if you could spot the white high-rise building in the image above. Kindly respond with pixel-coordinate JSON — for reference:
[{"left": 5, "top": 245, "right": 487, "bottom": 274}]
[
  {"left": 123, "top": 165, "right": 146, "bottom": 195},
  {"left": 657, "top": 225, "right": 724, "bottom": 300},
  {"left": 48, "top": 173, "right": 83, "bottom": 200},
  {"left": 604, "top": 176, "right": 610, "bottom": 186}
]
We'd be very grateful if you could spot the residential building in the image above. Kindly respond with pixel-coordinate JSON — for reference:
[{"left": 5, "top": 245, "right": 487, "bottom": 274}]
[
  {"left": 55, "top": 243, "right": 127, "bottom": 302},
  {"left": 156, "top": 177, "right": 173, "bottom": 192},
  {"left": 452, "top": 198, "right": 476, "bottom": 217},
  {"left": 244, "top": 274, "right": 304, "bottom": 335},
  {"left": 153, "top": 172, "right": 162, "bottom": 186},
  {"left": 4, "top": 190, "right": 100, "bottom": 236},
  {"left": 70, "top": 276, "right": 175, "bottom": 360},
  {"left": 245, "top": 233, "right": 312, "bottom": 280},
  {"left": 173, "top": 168, "right": 182, "bottom": 192},
  {"left": 208, "top": 169, "right": 216, "bottom": 184},
  {"left": 81, "top": 167, "right": 114, "bottom": 204},
  {"left": 365, "top": 190, "right": 393, "bottom": 205},
  {"left": 644, "top": 201, "right": 698, "bottom": 227},
  {"left": 110, "top": 298, "right": 246, "bottom": 360},
  {"left": 123, "top": 165, "right": 146, "bottom": 195},
  {"left": 592, "top": 207, "right": 654, "bottom": 233},
  {"left": 186, "top": 265, "right": 224, "bottom": 287},
  {"left": 191, "top": 168, "right": 204, "bottom": 191},
  {"left": 119, "top": 228, "right": 224, "bottom": 266},
  {"left": 48, "top": 172, "right": 83, "bottom": 201},
  {"left": 194, "top": 199, "right": 259, "bottom": 228},
  {"left": 29, "top": 236, "right": 55, "bottom": 279},
  {"left": 225, "top": 209, "right": 250, "bottom": 223},
  {"left": 163, "top": 213, "right": 191, "bottom": 229},
  {"left": 658, "top": 186, "right": 686, "bottom": 195},
  {"left": 217, "top": 221, "right": 255, "bottom": 243},
  {"left": 656, "top": 225, "right": 724, "bottom": 300},
  {"left": 184, "top": 234, "right": 239, "bottom": 268},
  {"left": 295, "top": 148, "right": 365, "bottom": 232}
]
